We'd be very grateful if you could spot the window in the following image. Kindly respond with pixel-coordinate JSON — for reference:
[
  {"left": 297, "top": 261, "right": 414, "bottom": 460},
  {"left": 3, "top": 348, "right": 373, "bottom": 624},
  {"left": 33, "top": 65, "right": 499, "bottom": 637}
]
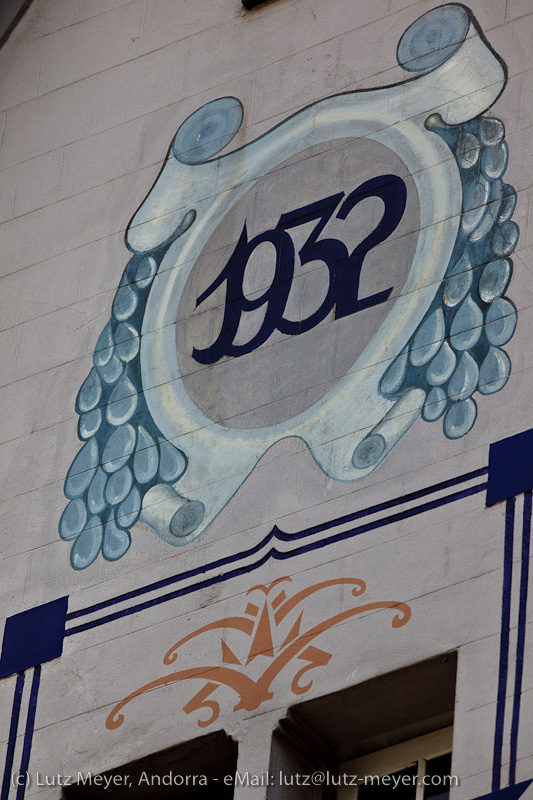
[
  {"left": 338, "top": 727, "right": 454, "bottom": 800},
  {"left": 63, "top": 730, "right": 237, "bottom": 800},
  {"left": 267, "top": 653, "right": 457, "bottom": 800}
]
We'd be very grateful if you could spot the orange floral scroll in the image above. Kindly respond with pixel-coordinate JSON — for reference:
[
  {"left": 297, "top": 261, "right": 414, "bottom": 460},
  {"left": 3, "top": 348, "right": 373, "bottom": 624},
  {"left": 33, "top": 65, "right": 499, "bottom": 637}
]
[{"left": 106, "top": 577, "right": 411, "bottom": 730}]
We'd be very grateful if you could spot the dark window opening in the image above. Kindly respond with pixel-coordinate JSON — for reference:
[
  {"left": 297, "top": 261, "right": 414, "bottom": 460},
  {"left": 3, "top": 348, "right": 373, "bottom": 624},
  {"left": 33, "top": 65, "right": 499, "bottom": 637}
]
[
  {"left": 267, "top": 653, "right": 457, "bottom": 799},
  {"left": 63, "top": 730, "right": 237, "bottom": 800},
  {"left": 424, "top": 753, "right": 454, "bottom": 800},
  {"left": 359, "top": 764, "right": 419, "bottom": 800}
]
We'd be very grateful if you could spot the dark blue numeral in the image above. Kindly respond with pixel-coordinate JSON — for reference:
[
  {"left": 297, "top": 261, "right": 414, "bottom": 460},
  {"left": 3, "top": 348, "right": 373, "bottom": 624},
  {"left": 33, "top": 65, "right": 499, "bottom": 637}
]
[{"left": 192, "top": 174, "right": 407, "bottom": 365}]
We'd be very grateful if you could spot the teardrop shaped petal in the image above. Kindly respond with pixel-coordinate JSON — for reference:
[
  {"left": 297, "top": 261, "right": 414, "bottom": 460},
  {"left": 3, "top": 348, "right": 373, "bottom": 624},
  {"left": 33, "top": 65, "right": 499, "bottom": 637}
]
[
  {"left": 87, "top": 467, "right": 107, "bottom": 514},
  {"left": 479, "top": 258, "right": 512, "bottom": 303},
  {"left": 427, "top": 341, "right": 456, "bottom": 386},
  {"left": 479, "top": 117, "right": 504, "bottom": 146},
  {"left": 485, "top": 298, "right": 517, "bottom": 346},
  {"left": 97, "top": 354, "right": 123, "bottom": 385},
  {"left": 77, "top": 368, "right": 102, "bottom": 413},
  {"left": 103, "top": 518, "right": 131, "bottom": 561},
  {"left": 158, "top": 439, "right": 187, "bottom": 482},
  {"left": 478, "top": 346, "right": 511, "bottom": 395},
  {"left": 447, "top": 352, "right": 479, "bottom": 401},
  {"left": 102, "top": 424, "right": 136, "bottom": 473},
  {"left": 135, "top": 255, "right": 158, "bottom": 289},
  {"left": 442, "top": 250, "right": 472, "bottom": 307},
  {"left": 121, "top": 256, "right": 139, "bottom": 285},
  {"left": 443, "top": 398, "right": 477, "bottom": 439},
  {"left": 105, "top": 464, "right": 133, "bottom": 505},
  {"left": 468, "top": 196, "right": 501, "bottom": 243},
  {"left": 93, "top": 322, "right": 114, "bottom": 367},
  {"left": 462, "top": 176, "right": 489, "bottom": 233},
  {"left": 498, "top": 184, "right": 517, "bottom": 223},
  {"left": 445, "top": 248, "right": 471, "bottom": 277},
  {"left": 65, "top": 437, "right": 99, "bottom": 498},
  {"left": 422, "top": 387, "right": 447, "bottom": 422},
  {"left": 113, "top": 284, "right": 137, "bottom": 321},
  {"left": 59, "top": 499, "right": 87, "bottom": 540},
  {"left": 78, "top": 407, "right": 102, "bottom": 440},
  {"left": 455, "top": 130, "right": 480, "bottom": 169},
  {"left": 70, "top": 516, "right": 103, "bottom": 570},
  {"left": 492, "top": 221, "right": 519, "bottom": 257},
  {"left": 117, "top": 485, "right": 142, "bottom": 528},
  {"left": 379, "top": 348, "right": 408, "bottom": 397},
  {"left": 490, "top": 178, "right": 504, "bottom": 203},
  {"left": 410, "top": 307, "right": 445, "bottom": 366},
  {"left": 115, "top": 322, "right": 140, "bottom": 362},
  {"left": 481, "top": 140, "right": 508, "bottom": 179},
  {"left": 133, "top": 426, "right": 159, "bottom": 483},
  {"left": 106, "top": 372, "right": 138, "bottom": 426},
  {"left": 450, "top": 295, "right": 483, "bottom": 351}
]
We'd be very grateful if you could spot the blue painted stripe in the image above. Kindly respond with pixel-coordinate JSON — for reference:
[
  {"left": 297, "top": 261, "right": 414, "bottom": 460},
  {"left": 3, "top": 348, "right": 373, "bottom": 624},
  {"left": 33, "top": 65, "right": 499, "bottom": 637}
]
[
  {"left": 474, "top": 779, "right": 533, "bottom": 800},
  {"left": 280, "top": 466, "right": 488, "bottom": 540},
  {"left": 493, "top": 496, "right": 515, "bottom": 793},
  {"left": 65, "top": 481, "right": 486, "bottom": 636},
  {"left": 509, "top": 492, "right": 532, "bottom": 785},
  {"left": 15, "top": 666, "right": 41, "bottom": 800},
  {"left": 66, "top": 467, "right": 487, "bottom": 622},
  {"left": 1, "top": 673, "right": 25, "bottom": 800}
]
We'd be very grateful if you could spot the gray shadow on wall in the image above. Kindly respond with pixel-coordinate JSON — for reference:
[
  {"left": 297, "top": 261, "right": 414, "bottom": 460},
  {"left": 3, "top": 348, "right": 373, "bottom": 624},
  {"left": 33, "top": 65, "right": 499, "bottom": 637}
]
[{"left": 0, "top": 0, "right": 34, "bottom": 47}]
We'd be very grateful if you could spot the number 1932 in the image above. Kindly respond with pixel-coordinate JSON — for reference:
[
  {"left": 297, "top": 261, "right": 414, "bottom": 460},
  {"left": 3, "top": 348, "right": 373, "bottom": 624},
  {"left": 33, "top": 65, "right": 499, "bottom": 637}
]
[{"left": 192, "top": 174, "right": 407, "bottom": 365}]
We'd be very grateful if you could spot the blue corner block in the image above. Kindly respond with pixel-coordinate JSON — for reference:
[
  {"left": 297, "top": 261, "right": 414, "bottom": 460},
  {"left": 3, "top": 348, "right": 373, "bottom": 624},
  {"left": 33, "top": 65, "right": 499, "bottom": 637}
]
[
  {"left": 0, "top": 597, "right": 68, "bottom": 679},
  {"left": 487, "top": 429, "right": 533, "bottom": 506}
]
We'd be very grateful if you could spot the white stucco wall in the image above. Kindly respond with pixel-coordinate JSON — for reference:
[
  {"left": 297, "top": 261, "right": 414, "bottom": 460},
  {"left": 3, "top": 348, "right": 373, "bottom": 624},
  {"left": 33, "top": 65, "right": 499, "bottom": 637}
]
[{"left": 0, "top": 1, "right": 532, "bottom": 798}]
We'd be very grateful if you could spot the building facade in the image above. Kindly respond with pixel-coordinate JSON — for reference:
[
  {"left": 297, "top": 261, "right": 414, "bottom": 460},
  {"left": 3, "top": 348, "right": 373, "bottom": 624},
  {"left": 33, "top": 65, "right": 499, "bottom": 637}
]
[{"left": 0, "top": 0, "right": 532, "bottom": 798}]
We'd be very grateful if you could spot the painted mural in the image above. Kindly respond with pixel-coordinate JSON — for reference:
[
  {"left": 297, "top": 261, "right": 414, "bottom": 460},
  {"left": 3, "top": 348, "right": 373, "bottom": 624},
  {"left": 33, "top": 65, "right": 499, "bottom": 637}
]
[
  {"left": 60, "top": 3, "right": 518, "bottom": 569},
  {"left": 105, "top": 576, "right": 411, "bottom": 730}
]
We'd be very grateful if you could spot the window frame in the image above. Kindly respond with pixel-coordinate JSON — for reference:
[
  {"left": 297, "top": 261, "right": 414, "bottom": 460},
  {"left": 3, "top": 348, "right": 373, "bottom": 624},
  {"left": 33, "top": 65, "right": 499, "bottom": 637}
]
[{"left": 337, "top": 726, "right": 453, "bottom": 800}]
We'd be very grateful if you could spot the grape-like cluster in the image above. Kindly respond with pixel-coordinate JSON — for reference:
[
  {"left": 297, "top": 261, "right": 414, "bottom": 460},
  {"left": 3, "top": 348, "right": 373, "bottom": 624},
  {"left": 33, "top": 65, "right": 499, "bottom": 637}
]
[
  {"left": 378, "top": 113, "right": 517, "bottom": 441},
  {"left": 61, "top": 111, "right": 518, "bottom": 568},
  {"left": 60, "top": 234, "right": 196, "bottom": 570}
]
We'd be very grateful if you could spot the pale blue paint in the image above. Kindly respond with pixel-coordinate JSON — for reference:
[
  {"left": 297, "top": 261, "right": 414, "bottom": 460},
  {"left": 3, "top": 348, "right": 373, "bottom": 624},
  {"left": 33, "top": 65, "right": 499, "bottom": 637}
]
[{"left": 60, "top": 3, "right": 518, "bottom": 569}]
